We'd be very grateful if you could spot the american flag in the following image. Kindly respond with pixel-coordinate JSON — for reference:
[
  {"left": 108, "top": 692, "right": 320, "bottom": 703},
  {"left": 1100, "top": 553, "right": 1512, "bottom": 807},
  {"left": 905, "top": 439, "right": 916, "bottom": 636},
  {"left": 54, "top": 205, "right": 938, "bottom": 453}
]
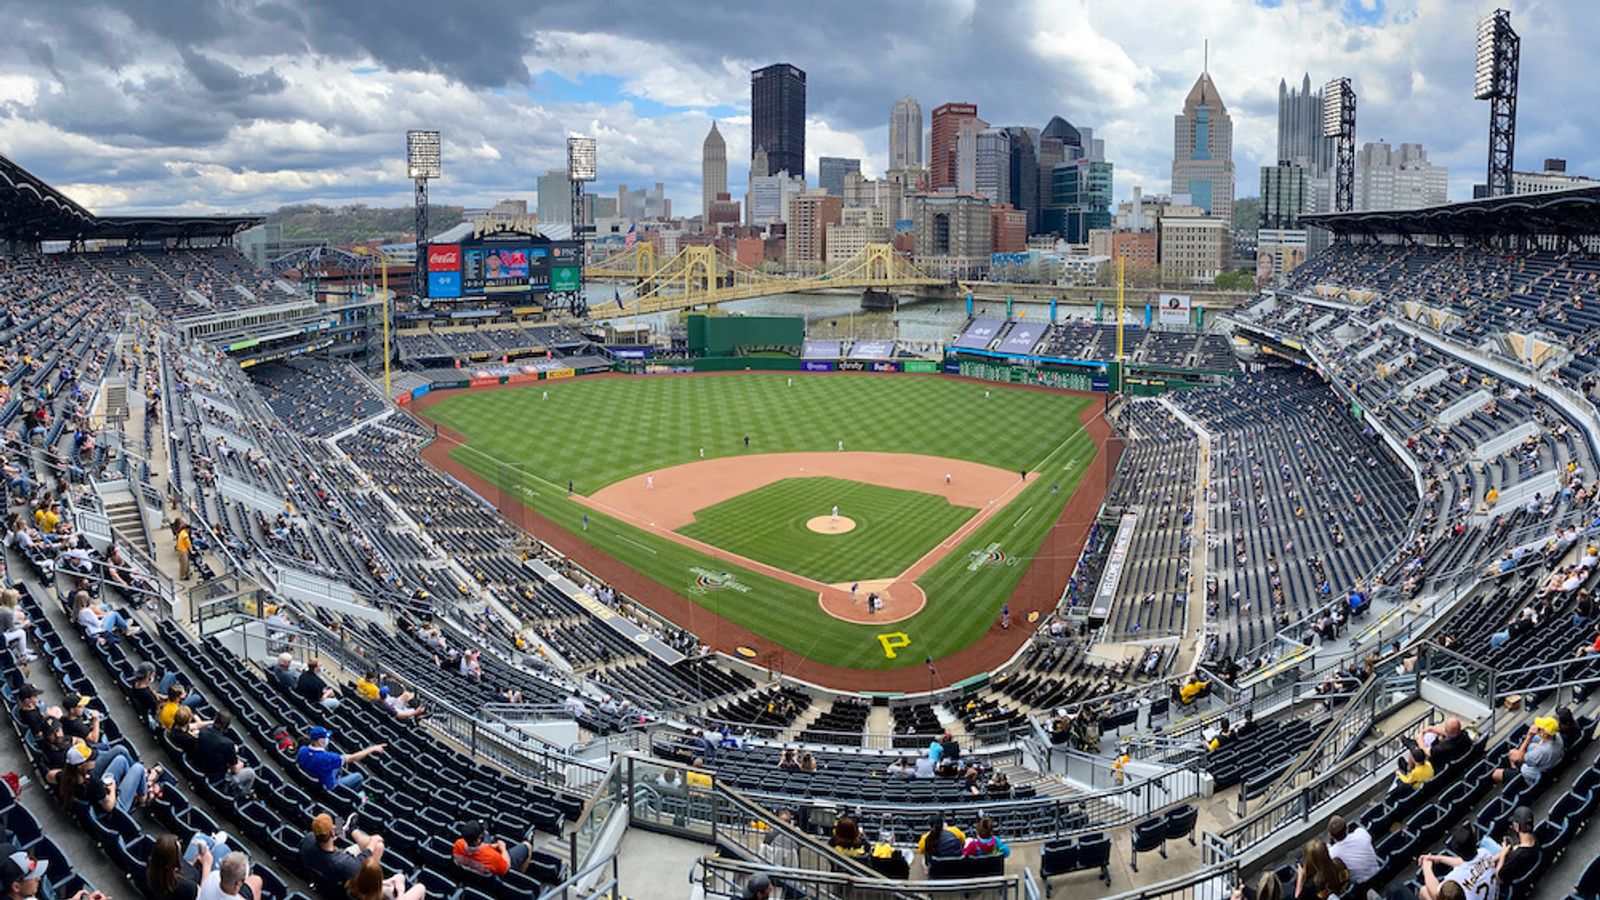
[{"left": 624, "top": 224, "right": 636, "bottom": 247}]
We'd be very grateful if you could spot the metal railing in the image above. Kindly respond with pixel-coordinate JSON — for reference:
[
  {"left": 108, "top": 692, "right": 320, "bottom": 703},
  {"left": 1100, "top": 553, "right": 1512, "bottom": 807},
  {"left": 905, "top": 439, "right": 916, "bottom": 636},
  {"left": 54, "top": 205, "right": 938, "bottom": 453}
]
[
  {"left": 535, "top": 852, "right": 620, "bottom": 900},
  {"left": 694, "top": 856, "right": 1023, "bottom": 900},
  {"left": 1098, "top": 862, "right": 1238, "bottom": 900},
  {"left": 1221, "top": 703, "right": 1442, "bottom": 861}
]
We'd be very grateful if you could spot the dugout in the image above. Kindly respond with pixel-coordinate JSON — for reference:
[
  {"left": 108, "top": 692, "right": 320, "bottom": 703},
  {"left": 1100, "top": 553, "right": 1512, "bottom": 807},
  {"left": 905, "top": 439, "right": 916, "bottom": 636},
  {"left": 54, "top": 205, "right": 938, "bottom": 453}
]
[{"left": 686, "top": 314, "right": 804, "bottom": 357}]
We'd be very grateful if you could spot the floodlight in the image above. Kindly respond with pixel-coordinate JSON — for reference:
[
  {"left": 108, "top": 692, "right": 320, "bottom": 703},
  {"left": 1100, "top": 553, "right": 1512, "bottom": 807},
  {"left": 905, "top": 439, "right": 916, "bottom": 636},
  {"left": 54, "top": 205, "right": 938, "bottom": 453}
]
[
  {"left": 406, "top": 130, "right": 442, "bottom": 180},
  {"left": 1321, "top": 78, "right": 1351, "bottom": 138},
  {"left": 567, "top": 136, "right": 597, "bottom": 182}
]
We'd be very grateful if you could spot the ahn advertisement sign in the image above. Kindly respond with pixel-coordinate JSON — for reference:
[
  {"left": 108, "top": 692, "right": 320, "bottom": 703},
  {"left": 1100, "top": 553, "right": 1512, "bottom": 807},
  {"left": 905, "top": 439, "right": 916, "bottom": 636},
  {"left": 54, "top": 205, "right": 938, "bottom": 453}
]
[
  {"left": 427, "top": 244, "right": 461, "bottom": 272},
  {"left": 427, "top": 271, "right": 462, "bottom": 299},
  {"left": 1157, "top": 293, "right": 1192, "bottom": 326}
]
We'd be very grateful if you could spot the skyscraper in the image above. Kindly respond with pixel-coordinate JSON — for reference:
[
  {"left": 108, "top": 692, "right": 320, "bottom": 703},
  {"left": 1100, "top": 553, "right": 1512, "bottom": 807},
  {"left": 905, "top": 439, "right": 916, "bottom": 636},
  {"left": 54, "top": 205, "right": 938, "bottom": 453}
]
[
  {"left": 1353, "top": 142, "right": 1448, "bottom": 211},
  {"left": 929, "top": 102, "right": 980, "bottom": 191},
  {"left": 889, "top": 97, "right": 923, "bottom": 170},
  {"left": 1259, "top": 163, "right": 1308, "bottom": 228},
  {"left": 818, "top": 157, "right": 861, "bottom": 197},
  {"left": 1171, "top": 68, "right": 1235, "bottom": 225},
  {"left": 536, "top": 170, "right": 571, "bottom": 224},
  {"left": 1277, "top": 74, "right": 1334, "bottom": 175},
  {"left": 701, "top": 121, "right": 727, "bottom": 226},
  {"left": 751, "top": 63, "right": 806, "bottom": 180},
  {"left": 973, "top": 130, "right": 1009, "bottom": 204},
  {"left": 1002, "top": 126, "right": 1040, "bottom": 234}
]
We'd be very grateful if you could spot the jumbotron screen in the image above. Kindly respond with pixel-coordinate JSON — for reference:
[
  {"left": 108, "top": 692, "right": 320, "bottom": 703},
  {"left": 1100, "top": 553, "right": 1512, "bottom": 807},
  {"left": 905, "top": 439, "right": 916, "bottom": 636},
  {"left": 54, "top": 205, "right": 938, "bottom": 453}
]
[{"left": 425, "top": 232, "right": 581, "bottom": 299}]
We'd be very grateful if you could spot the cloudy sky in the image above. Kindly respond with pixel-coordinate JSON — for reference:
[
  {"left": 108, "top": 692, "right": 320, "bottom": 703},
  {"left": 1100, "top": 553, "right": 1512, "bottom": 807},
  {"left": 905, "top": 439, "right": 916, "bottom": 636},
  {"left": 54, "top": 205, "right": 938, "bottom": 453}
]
[{"left": 0, "top": 0, "right": 1590, "bottom": 218}]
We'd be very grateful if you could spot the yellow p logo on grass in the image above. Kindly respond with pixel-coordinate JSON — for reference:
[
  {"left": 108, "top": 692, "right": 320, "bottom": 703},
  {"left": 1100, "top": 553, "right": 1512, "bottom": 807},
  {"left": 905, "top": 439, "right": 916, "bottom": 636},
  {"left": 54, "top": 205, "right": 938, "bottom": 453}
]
[{"left": 877, "top": 632, "right": 910, "bottom": 659}]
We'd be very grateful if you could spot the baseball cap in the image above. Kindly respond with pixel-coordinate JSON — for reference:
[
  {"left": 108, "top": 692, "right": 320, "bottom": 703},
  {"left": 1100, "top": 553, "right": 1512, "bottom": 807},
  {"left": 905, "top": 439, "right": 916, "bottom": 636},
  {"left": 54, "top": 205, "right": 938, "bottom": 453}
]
[
  {"left": 1511, "top": 806, "right": 1535, "bottom": 831},
  {"left": 66, "top": 744, "right": 95, "bottom": 765},
  {"left": 0, "top": 847, "right": 47, "bottom": 888},
  {"left": 16, "top": 685, "right": 41, "bottom": 700},
  {"left": 378, "top": 686, "right": 390, "bottom": 700},
  {"left": 307, "top": 726, "right": 332, "bottom": 742},
  {"left": 459, "top": 820, "right": 485, "bottom": 844},
  {"left": 40, "top": 717, "right": 61, "bottom": 734},
  {"left": 63, "top": 692, "right": 91, "bottom": 709},
  {"left": 1535, "top": 716, "right": 1559, "bottom": 734}
]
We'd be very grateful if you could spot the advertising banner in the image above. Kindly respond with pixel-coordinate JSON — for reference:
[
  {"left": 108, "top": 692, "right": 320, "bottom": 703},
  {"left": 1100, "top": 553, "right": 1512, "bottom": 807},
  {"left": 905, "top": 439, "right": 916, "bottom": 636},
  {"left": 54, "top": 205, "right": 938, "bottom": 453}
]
[
  {"left": 543, "top": 368, "right": 575, "bottom": 380},
  {"left": 550, "top": 266, "right": 581, "bottom": 292},
  {"left": 427, "top": 244, "right": 460, "bottom": 272},
  {"left": 427, "top": 271, "right": 462, "bottom": 299},
  {"left": 1157, "top": 293, "right": 1192, "bottom": 326},
  {"left": 869, "top": 361, "right": 901, "bottom": 373},
  {"left": 506, "top": 373, "right": 538, "bottom": 384},
  {"left": 433, "top": 379, "right": 469, "bottom": 391},
  {"left": 944, "top": 360, "right": 962, "bottom": 374},
  {"left": 412, "top": 384, "right": 431, "bottom": 399},
  {"left": 803, "top": 360, "right": 835, "bottom": 372},
  {"left": 902, "top": 360, "right": 938, "bottom": 373},
  {"left": 469, "top": 376, "right": 500, "bottom": 388},
  {"left": 837, "top": 360, "right": 867, "bottom": 372},
  {"left": 1091, "top": 376, "right": 1111, "bottom": 392},
  {"left": 527, "top": 247, "right": 551, "bottom": 290},
  {"left": 395, "top": 392, "right": 412, "bottom": 405},
  {"left": 610, "top": 347, "right": 649, "bottom": 359},
  {"left": 1090, "top": 512, "right": 1141, "bottom": 621}
]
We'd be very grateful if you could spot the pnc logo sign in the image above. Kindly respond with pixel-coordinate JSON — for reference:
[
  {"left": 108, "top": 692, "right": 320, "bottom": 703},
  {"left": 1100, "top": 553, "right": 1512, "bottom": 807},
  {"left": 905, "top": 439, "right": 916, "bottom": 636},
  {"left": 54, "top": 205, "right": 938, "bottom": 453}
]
[{"left": 428, "top": 245, "right": 461, "bottom": 271}]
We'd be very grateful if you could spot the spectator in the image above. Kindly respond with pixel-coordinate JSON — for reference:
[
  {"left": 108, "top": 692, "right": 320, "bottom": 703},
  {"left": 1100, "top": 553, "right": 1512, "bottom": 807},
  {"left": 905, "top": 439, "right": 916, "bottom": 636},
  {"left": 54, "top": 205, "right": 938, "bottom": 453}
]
[
  {"left": 917, "top": 814, "right": 965, "bottom": 870},
  {"left": 1556, "top": 707, "right": 1582, "bottom": 747},
  {"left": 451, "top": 820, "right": 532, "bottom": 877},
  {"left": 1493, "top": 806, "right": 1539, "bottom": 890},
  {"left": 270, "top": 653, "right": 299, "bottom": 692},
  {"left": 146, "top": 833, "right": 204, "bottom": 900},
  {"left": 884, "top": 757, "right": 911, "bottom": 779},
  {"left": 59, "top": 692, "right": 107, "bottom": 747},
  {"left": 1415, "top": 825, "right": 1497, "bottom": 900},
  {"left": 73, "top": 590, "right": 137, "bottom": 643},
  {"left": 1415, "top": 716, "right": 1471, "bottom": 768},
  {"left": 354, "top": 670, "right": 380, "bottom": 703},
  {"left": 738, "top": 874, "right": 771, "bottom": 900},
  {"left": 912, "top": 753, "right": 936, "bottom": 779},
  {"left": 1179, "top": 674, "right": 1209, "bottom": 704},
  {"left": 168, "top": 706, "right": 201, "bottom": 755},
  {"left": 1326, "top": 815, "right": 1378, "bottom": 887},
  {"left": 459, "top": 650, "right": 482, "bottom": 681},
  {"left": 1293, "top": 838, "right": 1347, "bottom": 900},
  {"left": 295, "top": 659, "right": 341, "bottom": 710},
  {"left": 829, "top": 817, "right": 866, "bottom": 858},
  {"left": 1230, "top": 871, "right": 1284, "bottom": 900},
  {"left": 1492, "top": 717, "right": 1563, "bottom": 784},
  {"left": 960, "top": 816, "right": 1010, "bottom": 858},
  {"left": 14, "top": 685, "right": 50, "bottom": 737},
  {"left": 1395, "top": 747, "right": 1434, "bottom": 788},
  {"left": 198, "top": 852, "right": 262, "bottom": 900},
  {"left": 300, "top": 813, "right": 382, "bottom": 888},
  {"left": 797, "top": 751, "right": 818, "bottom": 773},
  {"left": 158, "top": 684, "right": 206, "bottom": 731},
  {"left": 776, "top": 749, "right": 798, "bottom": 771},
  {"left": 191, "top": 712, "right": 257, "bottom": 797},
  {"left": 377, "top": 686, "right": 425, "bottom": 722},
  {"left": 295, "top": 726, "right": 383, "bottom": 793},
  {"left": 3, "top": 843, "right": 101, "bottom": 900},
  {"left": 175, "top": 520, "right": 193, "bottom": 581},
  {"left": 53, "top": 744, "right": 151, "bottom": 813},
  {"left": 346, "top": 856, "right": 423, "bottom": 900},
  {"left": 0, "top": 588, "right": 36, "bottom": 662}
]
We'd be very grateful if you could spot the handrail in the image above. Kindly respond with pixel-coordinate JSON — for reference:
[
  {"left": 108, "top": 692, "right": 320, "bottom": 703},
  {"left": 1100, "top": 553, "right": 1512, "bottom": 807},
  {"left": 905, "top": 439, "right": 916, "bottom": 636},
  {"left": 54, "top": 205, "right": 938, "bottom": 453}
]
[
  {"left": 1252, "top": 645, "right": 1414, "bottom": 807},
  {"left": 696, "top": 856, "right": 1022, "bottom": 899}
]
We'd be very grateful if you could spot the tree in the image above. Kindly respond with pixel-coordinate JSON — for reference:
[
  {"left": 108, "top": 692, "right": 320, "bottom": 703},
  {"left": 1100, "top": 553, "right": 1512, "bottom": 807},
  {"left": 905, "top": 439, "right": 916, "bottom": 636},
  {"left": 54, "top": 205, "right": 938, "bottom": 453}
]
[{"left": 1213, "top": 270, "right": 1255, "bottom": 291}]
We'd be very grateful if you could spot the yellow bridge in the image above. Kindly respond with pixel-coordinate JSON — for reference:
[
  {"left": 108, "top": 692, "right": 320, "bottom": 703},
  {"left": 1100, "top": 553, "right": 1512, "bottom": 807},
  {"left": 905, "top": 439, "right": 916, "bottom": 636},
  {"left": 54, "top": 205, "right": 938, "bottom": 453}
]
[{"left": 583, "top": 243, "right": 948, "bottom": 320}]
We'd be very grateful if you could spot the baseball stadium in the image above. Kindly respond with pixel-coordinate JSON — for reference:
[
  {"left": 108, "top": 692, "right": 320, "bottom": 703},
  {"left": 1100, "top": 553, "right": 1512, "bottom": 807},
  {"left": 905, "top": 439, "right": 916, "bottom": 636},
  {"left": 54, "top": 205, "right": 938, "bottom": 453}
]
[{"left": 10, "top": 9, "right": 1600, "bottom": 900}]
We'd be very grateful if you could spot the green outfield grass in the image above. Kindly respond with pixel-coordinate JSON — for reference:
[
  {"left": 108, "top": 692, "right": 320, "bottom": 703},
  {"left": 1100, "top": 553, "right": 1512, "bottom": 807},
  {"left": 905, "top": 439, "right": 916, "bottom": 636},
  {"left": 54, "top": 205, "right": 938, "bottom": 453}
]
[
  {"left": 419, "top": 373, "right": 1098, "bottom": 670},
  {"left": 677, "top": 476, "right": 975, "bottom": 583}
]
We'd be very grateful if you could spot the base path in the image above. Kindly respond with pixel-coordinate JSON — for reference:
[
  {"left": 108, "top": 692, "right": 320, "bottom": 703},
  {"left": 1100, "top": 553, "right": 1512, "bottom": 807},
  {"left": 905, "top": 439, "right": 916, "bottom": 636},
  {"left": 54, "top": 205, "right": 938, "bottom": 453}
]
[
  {"left": 409, "top": 375, "right": 1116, "bottom": 692},
  {"left": 588, "top": 452, "right": 1020, "bottom": 531}
]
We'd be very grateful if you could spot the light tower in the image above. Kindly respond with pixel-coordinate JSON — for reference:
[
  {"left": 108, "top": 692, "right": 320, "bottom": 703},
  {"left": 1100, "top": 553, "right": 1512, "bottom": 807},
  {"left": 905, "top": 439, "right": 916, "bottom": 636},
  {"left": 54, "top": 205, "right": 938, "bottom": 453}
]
[
  {"left": 566, "top": 135, "right": 597, "bottom": 317},
  {"left": 1474, "top": 9, "right": 1519, "bottom": 198},
  {"left": 405, "top": 130, "right": 441, "bottom": 298},
  {"left": 1321, "top": 77, "right": 1356, "bottom": 213}
]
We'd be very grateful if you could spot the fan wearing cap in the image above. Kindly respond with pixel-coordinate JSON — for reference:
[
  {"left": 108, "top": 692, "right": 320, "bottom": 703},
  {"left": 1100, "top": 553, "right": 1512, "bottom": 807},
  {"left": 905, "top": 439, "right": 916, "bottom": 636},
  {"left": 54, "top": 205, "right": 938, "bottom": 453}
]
[
  {"left": 51, "top": 741, "right": 151, "bottom": 814},
  {"left": 1490, "top": 805, "right": 1540, "bottom": 891},
  {"left": 299, "top": 812, "right": 385, "bottom": 888},
  {"left": 38, "top": 714, "right": 132, "bottom": 783},
  {"left": 14, "top": 685, "right": 54, "bottom": 738},
  {"left": 1, "top": 842, "right": 100, "bottom": 900},
  {"left": 294, "top": 727, "right": 384, "bottom": 793},
  {"left": 1492, "top": 716, "right": 1564, "bottom": 785},
  {"left": 738, "top": 873, "right": 772, "bottom": 900},
  {"left": 59, "top": 692, "right": 109, "bottom": 748},
  {"left": 451, "top": 820, "right": 533, "bottom": 877},
  {"left": 377, "top": 685, "right": 425, "bottom": 722}
]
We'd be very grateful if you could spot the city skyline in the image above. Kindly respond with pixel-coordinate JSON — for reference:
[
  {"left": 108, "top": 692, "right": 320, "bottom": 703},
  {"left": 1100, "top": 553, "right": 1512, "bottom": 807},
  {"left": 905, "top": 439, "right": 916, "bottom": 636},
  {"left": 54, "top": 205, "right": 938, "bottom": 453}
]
[{"left": 0, "top": 1, "right": 1591, "bottom": 219}]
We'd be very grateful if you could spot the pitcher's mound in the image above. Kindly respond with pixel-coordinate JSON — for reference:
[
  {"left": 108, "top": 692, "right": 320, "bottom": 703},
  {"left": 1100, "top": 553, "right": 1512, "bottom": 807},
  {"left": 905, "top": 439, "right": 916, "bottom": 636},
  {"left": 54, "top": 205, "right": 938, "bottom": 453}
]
[{"left": 806, "top": 515, "right": 857, "bottom": 534}]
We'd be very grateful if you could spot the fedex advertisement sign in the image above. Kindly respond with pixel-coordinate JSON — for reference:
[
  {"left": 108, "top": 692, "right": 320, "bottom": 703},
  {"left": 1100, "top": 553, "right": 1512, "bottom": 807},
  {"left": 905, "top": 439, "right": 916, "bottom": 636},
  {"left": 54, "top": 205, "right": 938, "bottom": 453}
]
[{"left": 427, "top": 244, "right": 461, "bottom": 272}]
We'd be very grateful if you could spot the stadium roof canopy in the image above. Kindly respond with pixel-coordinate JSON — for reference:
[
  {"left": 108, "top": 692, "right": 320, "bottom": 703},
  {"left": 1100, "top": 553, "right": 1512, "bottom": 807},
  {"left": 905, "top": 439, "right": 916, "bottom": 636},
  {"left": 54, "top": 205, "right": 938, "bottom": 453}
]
[
  {"left": 0, "top": 152, "right": 261, "bottom": 243},
  {"left": 1302, "top": 185, "right": 1600, "bottom": 239}
]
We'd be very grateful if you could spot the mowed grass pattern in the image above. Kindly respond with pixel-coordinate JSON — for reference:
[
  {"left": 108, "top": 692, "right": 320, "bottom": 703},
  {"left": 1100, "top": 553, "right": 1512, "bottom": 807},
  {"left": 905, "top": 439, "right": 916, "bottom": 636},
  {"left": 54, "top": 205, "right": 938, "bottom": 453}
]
[
  {"left": 420, "top": 374, "right": 1097, "bottom": 670},
  {"left": 423, "top": 373, "right": 1074, "bottom": 494},
  {"left": 677, "top": 477, "right": 975, "bottom": 583}
]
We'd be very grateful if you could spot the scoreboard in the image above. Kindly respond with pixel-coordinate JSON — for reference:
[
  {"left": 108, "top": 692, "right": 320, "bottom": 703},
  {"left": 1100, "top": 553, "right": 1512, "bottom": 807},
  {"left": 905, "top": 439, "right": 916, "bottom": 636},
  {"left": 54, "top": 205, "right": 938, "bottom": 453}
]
[{"left": 425, "top": 227, "right": 581, "bottom": 300}]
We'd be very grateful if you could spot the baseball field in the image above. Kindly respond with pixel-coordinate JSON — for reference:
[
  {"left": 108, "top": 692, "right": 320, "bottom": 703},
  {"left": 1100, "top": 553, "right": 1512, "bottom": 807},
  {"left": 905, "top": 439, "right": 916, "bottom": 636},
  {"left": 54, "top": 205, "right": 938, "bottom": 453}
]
[{"left": 413, "top": 372, "right": 1103, "bottom": 676}]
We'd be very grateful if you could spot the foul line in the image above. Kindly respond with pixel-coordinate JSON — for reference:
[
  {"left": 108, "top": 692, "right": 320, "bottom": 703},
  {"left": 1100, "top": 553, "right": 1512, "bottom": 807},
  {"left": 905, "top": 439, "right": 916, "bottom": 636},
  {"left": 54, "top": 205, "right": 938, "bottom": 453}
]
[{"left": 1010, "top": 506, "right": 1035, "bottom": 529}]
